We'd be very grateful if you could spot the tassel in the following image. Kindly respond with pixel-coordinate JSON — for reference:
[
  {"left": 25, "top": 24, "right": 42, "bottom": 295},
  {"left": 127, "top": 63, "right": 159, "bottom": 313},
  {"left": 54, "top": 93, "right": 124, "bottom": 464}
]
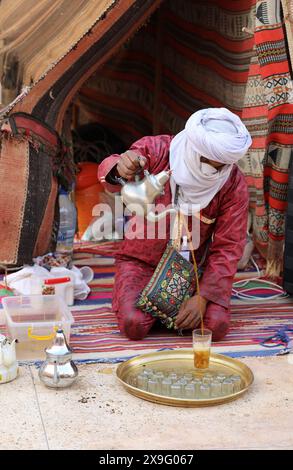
[{"left": 265, "top": 259, "right": 282, "bottom": 279}]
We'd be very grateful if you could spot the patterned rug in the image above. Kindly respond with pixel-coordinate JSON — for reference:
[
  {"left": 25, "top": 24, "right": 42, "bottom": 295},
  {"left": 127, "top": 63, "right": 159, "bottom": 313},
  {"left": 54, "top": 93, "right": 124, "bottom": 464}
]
[
  {"left": 68, "top": 247, "right": 293, "bottom": 361},
  {"left": 1, "top": 245, "right": 293, "bottom": 362}
]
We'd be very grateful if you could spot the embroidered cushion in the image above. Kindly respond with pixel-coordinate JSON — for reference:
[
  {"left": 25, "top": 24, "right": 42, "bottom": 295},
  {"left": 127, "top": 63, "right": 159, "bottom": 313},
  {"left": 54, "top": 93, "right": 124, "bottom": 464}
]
[{"left": 136, "top": 242, "right": 196, "bottom": 329}]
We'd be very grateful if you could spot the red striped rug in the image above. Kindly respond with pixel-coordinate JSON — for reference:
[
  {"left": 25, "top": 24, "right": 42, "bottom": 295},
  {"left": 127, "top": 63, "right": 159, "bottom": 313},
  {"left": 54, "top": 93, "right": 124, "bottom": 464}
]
[
  {"left": 70, "top": 248, "right": 293, "bottom": 361},
  {"left": 1, "top": 244, "right": 293, "bottom": 362}
]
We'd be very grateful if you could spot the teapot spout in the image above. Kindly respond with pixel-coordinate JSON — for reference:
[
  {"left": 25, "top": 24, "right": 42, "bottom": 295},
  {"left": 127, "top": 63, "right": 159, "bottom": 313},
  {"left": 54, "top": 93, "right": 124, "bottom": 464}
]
[
  {"left": 155, "top": 169, "right": 172, "bottom": 188},
  {"left": 146, "top": 207, "right": 177, "bottom": 222}
]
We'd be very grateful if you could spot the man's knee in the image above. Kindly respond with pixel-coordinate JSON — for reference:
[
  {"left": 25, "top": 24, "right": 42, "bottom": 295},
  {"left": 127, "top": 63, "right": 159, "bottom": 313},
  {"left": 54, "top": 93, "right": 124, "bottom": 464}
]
[
  {"left": 209, "top": 319, "right": 229, "bottom": 342},
  {"left": 118, "top": 312, "right": 150, "bottom": 341},
  {"left": 204, "top": 302, "right": 230, "bottom": 342}
]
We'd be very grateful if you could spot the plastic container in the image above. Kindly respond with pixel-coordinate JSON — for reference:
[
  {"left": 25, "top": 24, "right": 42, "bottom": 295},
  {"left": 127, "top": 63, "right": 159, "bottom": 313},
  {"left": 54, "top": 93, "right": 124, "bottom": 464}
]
[
  {"left": 56, "top": 188, "right": 77, "bottom": 255},
  {"left": 30, "top": 275, "right": 74, "bottom": 306},
  {"left": 2, "top": 295, "right": 74, "bottom": 353}
]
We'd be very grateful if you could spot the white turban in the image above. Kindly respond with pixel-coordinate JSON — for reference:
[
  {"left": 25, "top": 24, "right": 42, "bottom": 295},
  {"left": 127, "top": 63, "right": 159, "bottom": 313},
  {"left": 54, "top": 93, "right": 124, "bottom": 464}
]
[
  {"left": 169, "top": 107, "right": 252, "bottom": 212},
  {"left": 185, "top": 107, "right": 252, "bottom": 164}
]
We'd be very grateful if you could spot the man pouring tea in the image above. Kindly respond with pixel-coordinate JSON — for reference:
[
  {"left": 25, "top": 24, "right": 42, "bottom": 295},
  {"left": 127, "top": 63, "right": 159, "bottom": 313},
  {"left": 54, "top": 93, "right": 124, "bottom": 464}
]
[{"left": 98, "top": 108, "right": 252, "bottom": 341}]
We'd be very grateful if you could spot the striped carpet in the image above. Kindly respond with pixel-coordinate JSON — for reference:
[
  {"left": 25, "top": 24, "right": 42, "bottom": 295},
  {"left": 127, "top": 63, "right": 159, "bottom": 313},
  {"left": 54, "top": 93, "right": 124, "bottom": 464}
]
[
  {"left": 70, "top": 246, "right": 293, "bottom": 361},
  {"left": 1, "top": 243, "right": 293, "bottom": 362}
]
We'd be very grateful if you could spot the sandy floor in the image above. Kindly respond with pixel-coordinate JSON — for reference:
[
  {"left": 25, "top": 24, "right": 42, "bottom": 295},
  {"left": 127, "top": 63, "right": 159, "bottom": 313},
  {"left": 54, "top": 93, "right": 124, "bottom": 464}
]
[{"left": 1, "top": 355, "right": 293, "bottom": 450}]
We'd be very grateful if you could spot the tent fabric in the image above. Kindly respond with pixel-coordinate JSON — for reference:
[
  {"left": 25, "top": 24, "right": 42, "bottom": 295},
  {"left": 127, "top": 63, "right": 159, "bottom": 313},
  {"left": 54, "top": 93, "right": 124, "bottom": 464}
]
[
  {"left": 241, "top": 0, "right": 293, "bottom": 276},
  {"left": 283, "top": 0, "right": 293, "bottom": 67},
  {"left": 8, "top": 0, "right": 161, "bottom": 131},
  {"left": 0, "top": 0, "right": 117, "bottom": 102},
  {"left": 0, "top": 114, "right": 60, "bottom": 265},
  {"left": 77, "top": 0, "right": 255, "bottom": 144},
  {"left": 0, "top": 0, "right": 162, "bottom": 266}
]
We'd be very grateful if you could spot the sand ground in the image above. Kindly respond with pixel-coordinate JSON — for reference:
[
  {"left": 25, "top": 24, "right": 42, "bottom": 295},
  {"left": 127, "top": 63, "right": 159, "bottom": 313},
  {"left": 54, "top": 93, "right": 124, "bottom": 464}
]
[{"left": 1, "top": 355, "right": 293, "bottom": 450}]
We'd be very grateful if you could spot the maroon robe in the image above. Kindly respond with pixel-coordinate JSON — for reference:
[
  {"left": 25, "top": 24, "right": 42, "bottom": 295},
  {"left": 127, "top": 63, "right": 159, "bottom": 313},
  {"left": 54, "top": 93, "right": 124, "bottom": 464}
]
[{"left": 98, "top": 135, "right": 248, "bottom": 340}]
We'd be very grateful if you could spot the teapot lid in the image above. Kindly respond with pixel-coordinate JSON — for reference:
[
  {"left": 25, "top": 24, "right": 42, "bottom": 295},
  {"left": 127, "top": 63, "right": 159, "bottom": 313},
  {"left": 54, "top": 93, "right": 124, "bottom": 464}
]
[{"left": 45, "top": 329, "right": 72, "bottom": 360}]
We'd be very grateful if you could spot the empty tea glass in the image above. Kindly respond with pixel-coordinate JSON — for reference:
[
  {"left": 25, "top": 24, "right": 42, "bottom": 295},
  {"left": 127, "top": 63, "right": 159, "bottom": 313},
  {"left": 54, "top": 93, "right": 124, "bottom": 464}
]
[
  {"left": 137, "top": 374, "right": 148, "bottom": 390},
  {"left": 202, "top": 374, "right": 213, "bottom": 385},
  {"left": 193, "top": 328, "right": 212, "bottom": 370},
  {"left": 191, "top": 377, "right": 202, "bottom": 398},
  {"left": 142, "top": 368, "right": 153, "bottom": 377},
  {"left": 170, "top": 383, "right": 182, "bottom": 398},
  {"left": 168, "top": 372, "right": 178, "bottom": 383},
  {"left": 154, "top": 371, "right": 165, "bottom": 381},
  {"left": 210, "top": 380, "right": 222, "bottom": 398},
  {"left": 184, "top": 383, "right": 196, "bottom": 398},
  {"left": 199, "top": 384, "right": 210, "bottom": 398},
  {"left": 161, "top": 378, "right": 172, "bottom": 396},
  {"left": 148, "top": 379, "right": 159, "bottom": 394},
  {"left": 221, "top": 379, "right": 234, "bottom": 395},
  {"left": 216, "top": 373, "right": 226, "bottom": 383},
  {"left": 128, "top": 375, "right": 137, "bottom": 386},
  {"left": 178, "top": 378, "right": 189, "bottom": 386},
  {"left": 183, "top": 373, "right": 193, "bottom": 382},
  {"left": 230, "top": 375, "right": 242, "bottom": 393}
]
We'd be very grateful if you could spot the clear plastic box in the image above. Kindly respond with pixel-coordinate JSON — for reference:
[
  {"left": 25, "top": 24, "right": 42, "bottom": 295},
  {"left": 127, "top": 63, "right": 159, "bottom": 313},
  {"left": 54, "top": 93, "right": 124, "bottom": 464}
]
[{"left": 2, "top": 295, "right": 74, "bottom": 353}]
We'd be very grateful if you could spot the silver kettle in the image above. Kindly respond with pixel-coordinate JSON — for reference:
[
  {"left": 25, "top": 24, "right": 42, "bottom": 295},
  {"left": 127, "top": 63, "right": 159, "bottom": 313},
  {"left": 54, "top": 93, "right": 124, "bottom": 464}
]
[
  {"left": 38, "top": 329, "right": 78, "bottom": 388},
  {"left": 119, "top": 169, "right": 177, "bottom": 221}
]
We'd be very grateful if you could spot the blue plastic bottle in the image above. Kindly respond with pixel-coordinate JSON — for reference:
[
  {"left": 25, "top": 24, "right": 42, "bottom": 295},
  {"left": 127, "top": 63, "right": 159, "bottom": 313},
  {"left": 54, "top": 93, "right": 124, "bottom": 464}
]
[{"left": 56, "top": 188, "right": 77, "bottom": 255}]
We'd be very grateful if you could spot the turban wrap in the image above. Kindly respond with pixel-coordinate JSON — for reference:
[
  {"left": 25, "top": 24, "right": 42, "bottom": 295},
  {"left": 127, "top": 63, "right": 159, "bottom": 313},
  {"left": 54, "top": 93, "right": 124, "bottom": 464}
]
[{"left": 169, "top": 107, "right": 252, "bottom": 211}]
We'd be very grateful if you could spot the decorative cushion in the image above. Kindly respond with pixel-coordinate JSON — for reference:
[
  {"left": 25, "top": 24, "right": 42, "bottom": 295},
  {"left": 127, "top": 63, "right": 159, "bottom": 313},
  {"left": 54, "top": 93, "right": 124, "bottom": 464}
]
[{"left": 136, "top": 242, "right": 196, "bottom": 329}]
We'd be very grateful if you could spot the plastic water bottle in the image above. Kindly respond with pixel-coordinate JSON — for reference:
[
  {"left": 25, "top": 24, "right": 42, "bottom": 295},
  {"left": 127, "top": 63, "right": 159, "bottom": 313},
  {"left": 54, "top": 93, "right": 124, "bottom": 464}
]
[{"left": 56, "top": 188, "right": 77, "bottom": 255}]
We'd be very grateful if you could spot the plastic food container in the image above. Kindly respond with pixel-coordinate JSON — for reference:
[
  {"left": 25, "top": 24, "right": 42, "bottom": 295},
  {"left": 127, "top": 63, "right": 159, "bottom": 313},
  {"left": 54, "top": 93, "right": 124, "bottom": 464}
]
[{"left": 2, "top": 295, "right": 74, "bottom": 353}]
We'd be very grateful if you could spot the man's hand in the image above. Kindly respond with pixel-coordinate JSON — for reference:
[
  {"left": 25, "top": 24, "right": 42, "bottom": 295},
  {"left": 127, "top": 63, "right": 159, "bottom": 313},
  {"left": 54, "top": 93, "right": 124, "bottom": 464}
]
[
  {"left": 175, "top": 295, "right": 208, "bottom": 330},
  {"left": 117, "top": 150, "right": 147, "bottom": 180}
]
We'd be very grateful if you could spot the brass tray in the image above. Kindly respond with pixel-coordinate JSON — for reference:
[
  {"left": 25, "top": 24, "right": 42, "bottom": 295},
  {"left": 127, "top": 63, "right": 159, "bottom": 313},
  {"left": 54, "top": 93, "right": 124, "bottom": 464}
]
[{"left": 116, "top": 349, "right": 254, "bottom": 407}]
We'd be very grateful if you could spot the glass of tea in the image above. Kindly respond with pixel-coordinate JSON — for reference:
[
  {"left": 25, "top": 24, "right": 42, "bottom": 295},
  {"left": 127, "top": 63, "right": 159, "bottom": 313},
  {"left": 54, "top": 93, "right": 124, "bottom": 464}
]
[{"left": 192, "top": 328, "right": 212, "bottom": 370}]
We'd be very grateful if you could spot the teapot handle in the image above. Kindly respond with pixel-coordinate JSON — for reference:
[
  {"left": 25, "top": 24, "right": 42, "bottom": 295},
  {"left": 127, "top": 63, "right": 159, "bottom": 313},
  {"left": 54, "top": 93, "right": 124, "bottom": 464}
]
[
  {"left": 115, "top": 159, "right": 147, "bottom": 186},
  {"left": 27, "top": 326, "right": 58, "bottom": 341},
  {"left": 114, "top": 176, "right": 127, "bottom": 186},
  {"left": 115, "top": 173, "right": 144, "bottom": 186}
]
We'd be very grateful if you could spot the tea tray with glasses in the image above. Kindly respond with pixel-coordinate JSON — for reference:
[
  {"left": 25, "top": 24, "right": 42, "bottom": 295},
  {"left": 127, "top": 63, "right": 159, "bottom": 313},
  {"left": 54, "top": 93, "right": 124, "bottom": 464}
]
[{"left": 116, "top": 349, "right": 254, "bottom": 407}]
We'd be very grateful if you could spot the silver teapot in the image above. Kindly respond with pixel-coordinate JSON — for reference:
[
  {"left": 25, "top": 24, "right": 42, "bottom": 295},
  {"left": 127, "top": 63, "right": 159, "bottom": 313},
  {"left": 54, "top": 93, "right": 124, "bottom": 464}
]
[
  {"left": 119, "top": 169, "right": 177, "bottom": 222},
  {"left": 39, "top": 329, "right": 78, "bottom": 388}
]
